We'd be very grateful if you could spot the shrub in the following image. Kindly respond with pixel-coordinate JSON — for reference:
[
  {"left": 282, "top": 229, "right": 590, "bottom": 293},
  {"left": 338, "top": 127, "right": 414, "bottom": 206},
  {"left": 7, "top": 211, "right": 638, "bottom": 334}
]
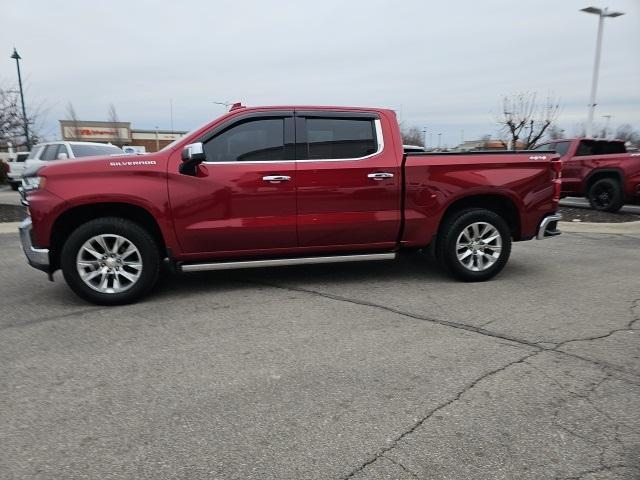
[{"left": 0, "top": 160, "right": 8, "bottom": 184}]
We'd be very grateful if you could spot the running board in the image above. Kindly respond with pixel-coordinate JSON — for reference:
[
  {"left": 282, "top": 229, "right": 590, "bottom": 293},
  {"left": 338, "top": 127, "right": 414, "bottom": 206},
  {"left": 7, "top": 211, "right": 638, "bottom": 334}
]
[{"left": 179, "top": 252, "right": 397, "bottom": 273}]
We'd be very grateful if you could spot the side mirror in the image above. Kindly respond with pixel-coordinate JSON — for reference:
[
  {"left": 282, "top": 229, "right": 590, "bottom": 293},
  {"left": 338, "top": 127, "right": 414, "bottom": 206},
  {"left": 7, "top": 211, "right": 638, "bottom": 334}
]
[
  {"left": 180, "top": 142, "right": 206, "bottom": 175},
  {"left": 57, "top": 153, "right": 68, "bottom": 160}
]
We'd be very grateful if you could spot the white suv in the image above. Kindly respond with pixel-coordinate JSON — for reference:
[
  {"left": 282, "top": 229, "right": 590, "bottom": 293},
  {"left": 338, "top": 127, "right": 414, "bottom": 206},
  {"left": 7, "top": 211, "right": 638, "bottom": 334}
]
[{"left": 24, "top": 141, "right": 124, "bottom": 172}]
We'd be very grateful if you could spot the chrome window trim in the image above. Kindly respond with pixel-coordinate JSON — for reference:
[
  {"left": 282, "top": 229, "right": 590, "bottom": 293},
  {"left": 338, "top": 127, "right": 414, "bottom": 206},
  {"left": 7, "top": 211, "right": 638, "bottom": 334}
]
[{"left": 202, "top": 119, "right": 384, "bottom": 165}]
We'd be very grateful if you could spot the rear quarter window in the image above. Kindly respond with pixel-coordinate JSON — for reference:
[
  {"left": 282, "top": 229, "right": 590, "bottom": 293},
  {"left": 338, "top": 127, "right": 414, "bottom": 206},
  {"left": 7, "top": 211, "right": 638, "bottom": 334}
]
[{"left": 577, "top": 140, "right": 626, "bottom": 156}]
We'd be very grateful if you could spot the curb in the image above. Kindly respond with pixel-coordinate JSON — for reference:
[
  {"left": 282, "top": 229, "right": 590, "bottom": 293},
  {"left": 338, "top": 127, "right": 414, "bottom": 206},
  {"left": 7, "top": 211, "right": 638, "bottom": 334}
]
[
  {"left": 0, "top": 222, "right": 20, "bottom": 234},
  {"left": 558, "top": 220, "right": 640, "bottom": 235}
]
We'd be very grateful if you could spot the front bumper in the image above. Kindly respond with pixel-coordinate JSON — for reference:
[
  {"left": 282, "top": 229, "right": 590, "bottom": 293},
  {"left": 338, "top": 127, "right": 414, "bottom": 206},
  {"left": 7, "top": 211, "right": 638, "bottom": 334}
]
[
  {"left": 19, "top": 217, "right": 50, "bottom": 272},
  {"left": 536, "top": 213, "right": 562, "bottom": 240}
]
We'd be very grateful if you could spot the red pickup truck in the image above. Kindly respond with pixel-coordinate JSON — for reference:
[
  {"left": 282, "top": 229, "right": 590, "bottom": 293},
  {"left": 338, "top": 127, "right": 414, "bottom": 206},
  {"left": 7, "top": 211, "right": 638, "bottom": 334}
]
[
  {"left": 533, "top": 138, "right": 640, "bottom": 212},
  {"left": 20, "top": 105, "right": 562, "bottom": 304}
]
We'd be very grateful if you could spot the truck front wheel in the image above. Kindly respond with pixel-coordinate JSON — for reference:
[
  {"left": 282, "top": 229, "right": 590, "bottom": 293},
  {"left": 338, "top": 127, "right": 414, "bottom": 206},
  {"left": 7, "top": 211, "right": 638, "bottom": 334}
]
[
  {"left": 587, "top": 178, "right": 624, "bottom": 212},
  {"left": 60, "top": 217, "right": 160, "bottom": 305},
  {"left": 437, "top": 208, "right": 512, "bottom": 282}
]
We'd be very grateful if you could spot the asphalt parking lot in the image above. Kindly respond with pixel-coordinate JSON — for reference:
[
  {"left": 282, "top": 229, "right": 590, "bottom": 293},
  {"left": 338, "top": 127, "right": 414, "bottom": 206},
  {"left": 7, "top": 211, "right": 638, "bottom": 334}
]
[{"left": 1, "top": 228, "right": 639, "bottom": 479}]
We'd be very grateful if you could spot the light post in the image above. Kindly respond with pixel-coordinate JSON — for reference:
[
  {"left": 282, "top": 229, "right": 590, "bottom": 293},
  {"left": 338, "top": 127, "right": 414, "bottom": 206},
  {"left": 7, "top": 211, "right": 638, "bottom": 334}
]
[
  {"left": 422, "top": 127, "right": 427, "bottom": 148},
  {"left": 580, "top": 6, "right": 624, "bottom": 138},
  {"left": 10, "top": 48, "right": 30, "bottom": 150},
  {"left": 602, "top": 114, "right": 612, "bottom": 138},
  {"left": 437, "top": 133, "right": 442, "bottom": 150}
]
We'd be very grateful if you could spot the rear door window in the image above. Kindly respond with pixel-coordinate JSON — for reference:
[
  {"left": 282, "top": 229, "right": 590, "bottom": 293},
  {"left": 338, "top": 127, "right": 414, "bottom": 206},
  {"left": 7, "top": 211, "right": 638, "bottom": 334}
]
[
  {"left": 304, "top": 117, "right": 378, "bottom": 160},
  {"left": 601, "top": 142, "right": 626, "bottom": 154}
]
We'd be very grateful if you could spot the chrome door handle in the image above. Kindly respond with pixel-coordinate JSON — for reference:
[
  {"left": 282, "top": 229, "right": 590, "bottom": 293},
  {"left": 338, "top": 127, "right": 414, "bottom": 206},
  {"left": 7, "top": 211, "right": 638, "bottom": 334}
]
[
  {"left": 262, "top": 175, "right": 291, "bottom": 183},
  {"left": 367, "top": 172, "right": 394, "bottom": 180}
]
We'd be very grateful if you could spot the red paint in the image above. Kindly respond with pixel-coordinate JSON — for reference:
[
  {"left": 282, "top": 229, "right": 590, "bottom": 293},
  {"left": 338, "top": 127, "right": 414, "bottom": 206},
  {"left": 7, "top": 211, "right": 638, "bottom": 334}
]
[{"left": 28, "top": 106, "right": 560, "bottom": 266}]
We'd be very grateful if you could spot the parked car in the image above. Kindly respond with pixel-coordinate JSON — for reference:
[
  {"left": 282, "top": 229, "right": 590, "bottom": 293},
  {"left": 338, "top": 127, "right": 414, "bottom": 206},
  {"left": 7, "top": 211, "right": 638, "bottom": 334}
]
[
  {"left": 533, "top": 138, "right": 640, "bottom": 211},
  {"left": 20, "top": 141, "right": 124, "bottom": 192},
  {"left": 19, "top": 105, "right": 562, "bottom": 305},
  {"left": 6, "top": 151, "right": 29, "bottom": 190}
]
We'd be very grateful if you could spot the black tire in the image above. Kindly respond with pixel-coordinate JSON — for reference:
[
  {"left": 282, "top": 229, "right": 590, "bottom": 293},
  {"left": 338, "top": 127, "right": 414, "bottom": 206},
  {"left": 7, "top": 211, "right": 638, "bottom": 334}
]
[
  {"left": 436, "top": 208, "right": 512, "bottom": 282},
  {"left": 61, "top": 217, "right": 160, "bottom": 305},
  {"left": 10, "top": 182, "right": 19, "bottom": 191},
  {"left": 587, "top": 178, "right": 624, "bottom": 212}
]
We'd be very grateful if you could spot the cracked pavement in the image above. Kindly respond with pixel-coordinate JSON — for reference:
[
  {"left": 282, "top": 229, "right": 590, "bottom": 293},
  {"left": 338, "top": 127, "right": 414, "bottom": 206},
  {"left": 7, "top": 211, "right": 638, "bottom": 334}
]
[{"left": 1, "top": 231, "right": 639, "bottom": 479}]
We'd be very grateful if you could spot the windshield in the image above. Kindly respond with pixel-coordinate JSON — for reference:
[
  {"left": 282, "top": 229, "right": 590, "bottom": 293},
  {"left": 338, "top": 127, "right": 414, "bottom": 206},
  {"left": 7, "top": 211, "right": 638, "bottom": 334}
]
[
  {"left": 71, "top": 144, "right": 123, "bottom": 157},
  {"left": 27, "top": 145, "right": 43, "bottom": 159}
]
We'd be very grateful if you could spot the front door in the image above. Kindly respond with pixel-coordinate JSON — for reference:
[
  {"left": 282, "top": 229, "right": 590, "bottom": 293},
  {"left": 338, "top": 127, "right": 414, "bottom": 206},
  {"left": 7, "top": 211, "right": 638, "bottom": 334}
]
[
  {"left": 169, "top": 112, "right": 298, "bottom": 258},
  {"left": 294, "top": 112, "right": 401, "bottom": 250}
]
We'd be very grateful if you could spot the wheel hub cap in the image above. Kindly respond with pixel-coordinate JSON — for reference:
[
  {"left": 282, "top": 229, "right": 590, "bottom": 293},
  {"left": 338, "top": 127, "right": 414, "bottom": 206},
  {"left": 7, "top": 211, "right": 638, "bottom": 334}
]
[
  {"left": 76, "top": 234, "right": 142, "bottom": 294},
  {"left": 455, "top": 222, "right": 502, "bottom": 272}
]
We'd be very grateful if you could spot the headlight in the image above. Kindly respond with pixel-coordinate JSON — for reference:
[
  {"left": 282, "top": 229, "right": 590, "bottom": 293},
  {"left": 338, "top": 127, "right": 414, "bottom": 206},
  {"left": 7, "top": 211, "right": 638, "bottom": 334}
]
[{"left": 22, "top": 176, "right": 46, "bottom": 191}]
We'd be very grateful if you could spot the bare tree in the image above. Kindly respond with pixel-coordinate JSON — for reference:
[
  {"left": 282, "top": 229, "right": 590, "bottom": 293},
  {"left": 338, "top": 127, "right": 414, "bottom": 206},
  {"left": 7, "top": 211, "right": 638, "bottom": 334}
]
[
  {"left": 0, "top": 84, "right": 47, "bottom": 150},
  {"left": 497, "top": 92, "right": 560, "bottom": 149},
  {"left": 107, "top": 103, "right": 123, "bottom": 147},
  {"left": 401, "top": 126, "right": 424, "bottom": 146},
  {"left": 65, "top": 102, "right": 82, "bottom": 141},
  {"left": 546, "top": 125, "right": 565, "bottom": 141},
  {"left": 615, "top": 124, "right": 640, "bottom": 147}
]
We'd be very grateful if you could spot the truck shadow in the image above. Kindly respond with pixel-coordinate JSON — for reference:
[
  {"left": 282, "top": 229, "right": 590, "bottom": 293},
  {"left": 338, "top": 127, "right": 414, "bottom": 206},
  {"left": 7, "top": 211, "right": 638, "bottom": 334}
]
[{"left": 152, "top": 253, "right": 539, "bottom": 300}]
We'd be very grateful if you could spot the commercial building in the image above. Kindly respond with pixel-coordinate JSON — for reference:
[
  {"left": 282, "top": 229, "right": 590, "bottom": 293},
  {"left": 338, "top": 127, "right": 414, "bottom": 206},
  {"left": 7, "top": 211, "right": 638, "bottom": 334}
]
[{"left": 59, "top": 120, "right": 187, "bottom": 152}]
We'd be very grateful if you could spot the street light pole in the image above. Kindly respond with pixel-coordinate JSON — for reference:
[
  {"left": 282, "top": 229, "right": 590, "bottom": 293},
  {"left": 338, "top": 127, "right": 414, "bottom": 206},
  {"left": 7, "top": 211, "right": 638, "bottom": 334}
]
[
  {"left": 422, "top": 127, "right": 427, "bottom": 148},
  {"left": 581, "top": 6, "right": 624, "bottom": 138},
  {"left": 10, "top": 48, "right": 30, "bottom": 150},
  {"left": 602, "top": 114, "right": 612, "bottom": 138}
]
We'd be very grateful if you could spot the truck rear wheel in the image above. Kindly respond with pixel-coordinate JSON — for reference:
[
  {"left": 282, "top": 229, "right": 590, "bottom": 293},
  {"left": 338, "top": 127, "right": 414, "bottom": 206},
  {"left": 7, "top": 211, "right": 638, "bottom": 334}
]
[
  {"left": 587, "top": 178, "right": 624, "bottom": 212},
  {"left": 61, "top": 217, "right": 160, "bottom": 305},
  {"left": 437, "top": 208, "right": 511, "bottom": 282}
]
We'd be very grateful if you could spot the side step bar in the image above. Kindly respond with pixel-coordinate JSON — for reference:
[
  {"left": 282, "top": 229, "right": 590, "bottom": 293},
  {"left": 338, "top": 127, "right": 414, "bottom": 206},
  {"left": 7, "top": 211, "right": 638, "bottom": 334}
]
[{"left": 179, "top": 252, "right": 397, "bottom": 273}]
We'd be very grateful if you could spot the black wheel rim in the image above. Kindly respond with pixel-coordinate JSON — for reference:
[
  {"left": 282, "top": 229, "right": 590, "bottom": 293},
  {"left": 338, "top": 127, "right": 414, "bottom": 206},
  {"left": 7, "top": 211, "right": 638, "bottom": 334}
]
[{"left": 592, "top": 184, "right": 614, "bottom": 208}]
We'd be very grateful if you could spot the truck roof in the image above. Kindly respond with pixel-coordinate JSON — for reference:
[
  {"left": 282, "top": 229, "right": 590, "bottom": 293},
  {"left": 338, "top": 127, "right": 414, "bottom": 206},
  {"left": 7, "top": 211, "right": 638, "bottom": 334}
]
[{"left": 222, "top": 104, "right": 397, "bottom": 115}]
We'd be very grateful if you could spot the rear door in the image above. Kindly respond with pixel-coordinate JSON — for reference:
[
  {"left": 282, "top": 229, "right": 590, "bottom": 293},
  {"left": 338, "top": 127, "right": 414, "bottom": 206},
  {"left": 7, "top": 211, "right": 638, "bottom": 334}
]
[
  {"left": 294, "top": 111, "right": 401, "bottom": 249},
  {"left": 169, "top": 111, "right": 298, "bottom": 256}
]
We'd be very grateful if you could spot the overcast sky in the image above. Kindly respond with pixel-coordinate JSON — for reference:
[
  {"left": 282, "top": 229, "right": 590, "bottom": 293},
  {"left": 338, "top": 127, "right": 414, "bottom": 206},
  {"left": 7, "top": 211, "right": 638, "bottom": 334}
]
[{"left": 3, "top": 0, "right": 639, "bottom": 146}]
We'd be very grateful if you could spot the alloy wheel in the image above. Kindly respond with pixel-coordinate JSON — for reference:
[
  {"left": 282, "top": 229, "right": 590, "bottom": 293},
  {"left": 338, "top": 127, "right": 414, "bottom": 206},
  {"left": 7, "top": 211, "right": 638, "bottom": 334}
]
[
  {"left": 76, "top": 234, "right": 143, "bottom": 294},
  {"left": 455, "top": 222, "right": 503, "bottom": 272}
]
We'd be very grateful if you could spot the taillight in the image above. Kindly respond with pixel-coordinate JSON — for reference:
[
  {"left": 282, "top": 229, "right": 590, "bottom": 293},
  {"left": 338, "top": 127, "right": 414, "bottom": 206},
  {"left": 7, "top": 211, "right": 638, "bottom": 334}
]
[{"left": 552, "top": 159, "right": 562, "bottom": 201}]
